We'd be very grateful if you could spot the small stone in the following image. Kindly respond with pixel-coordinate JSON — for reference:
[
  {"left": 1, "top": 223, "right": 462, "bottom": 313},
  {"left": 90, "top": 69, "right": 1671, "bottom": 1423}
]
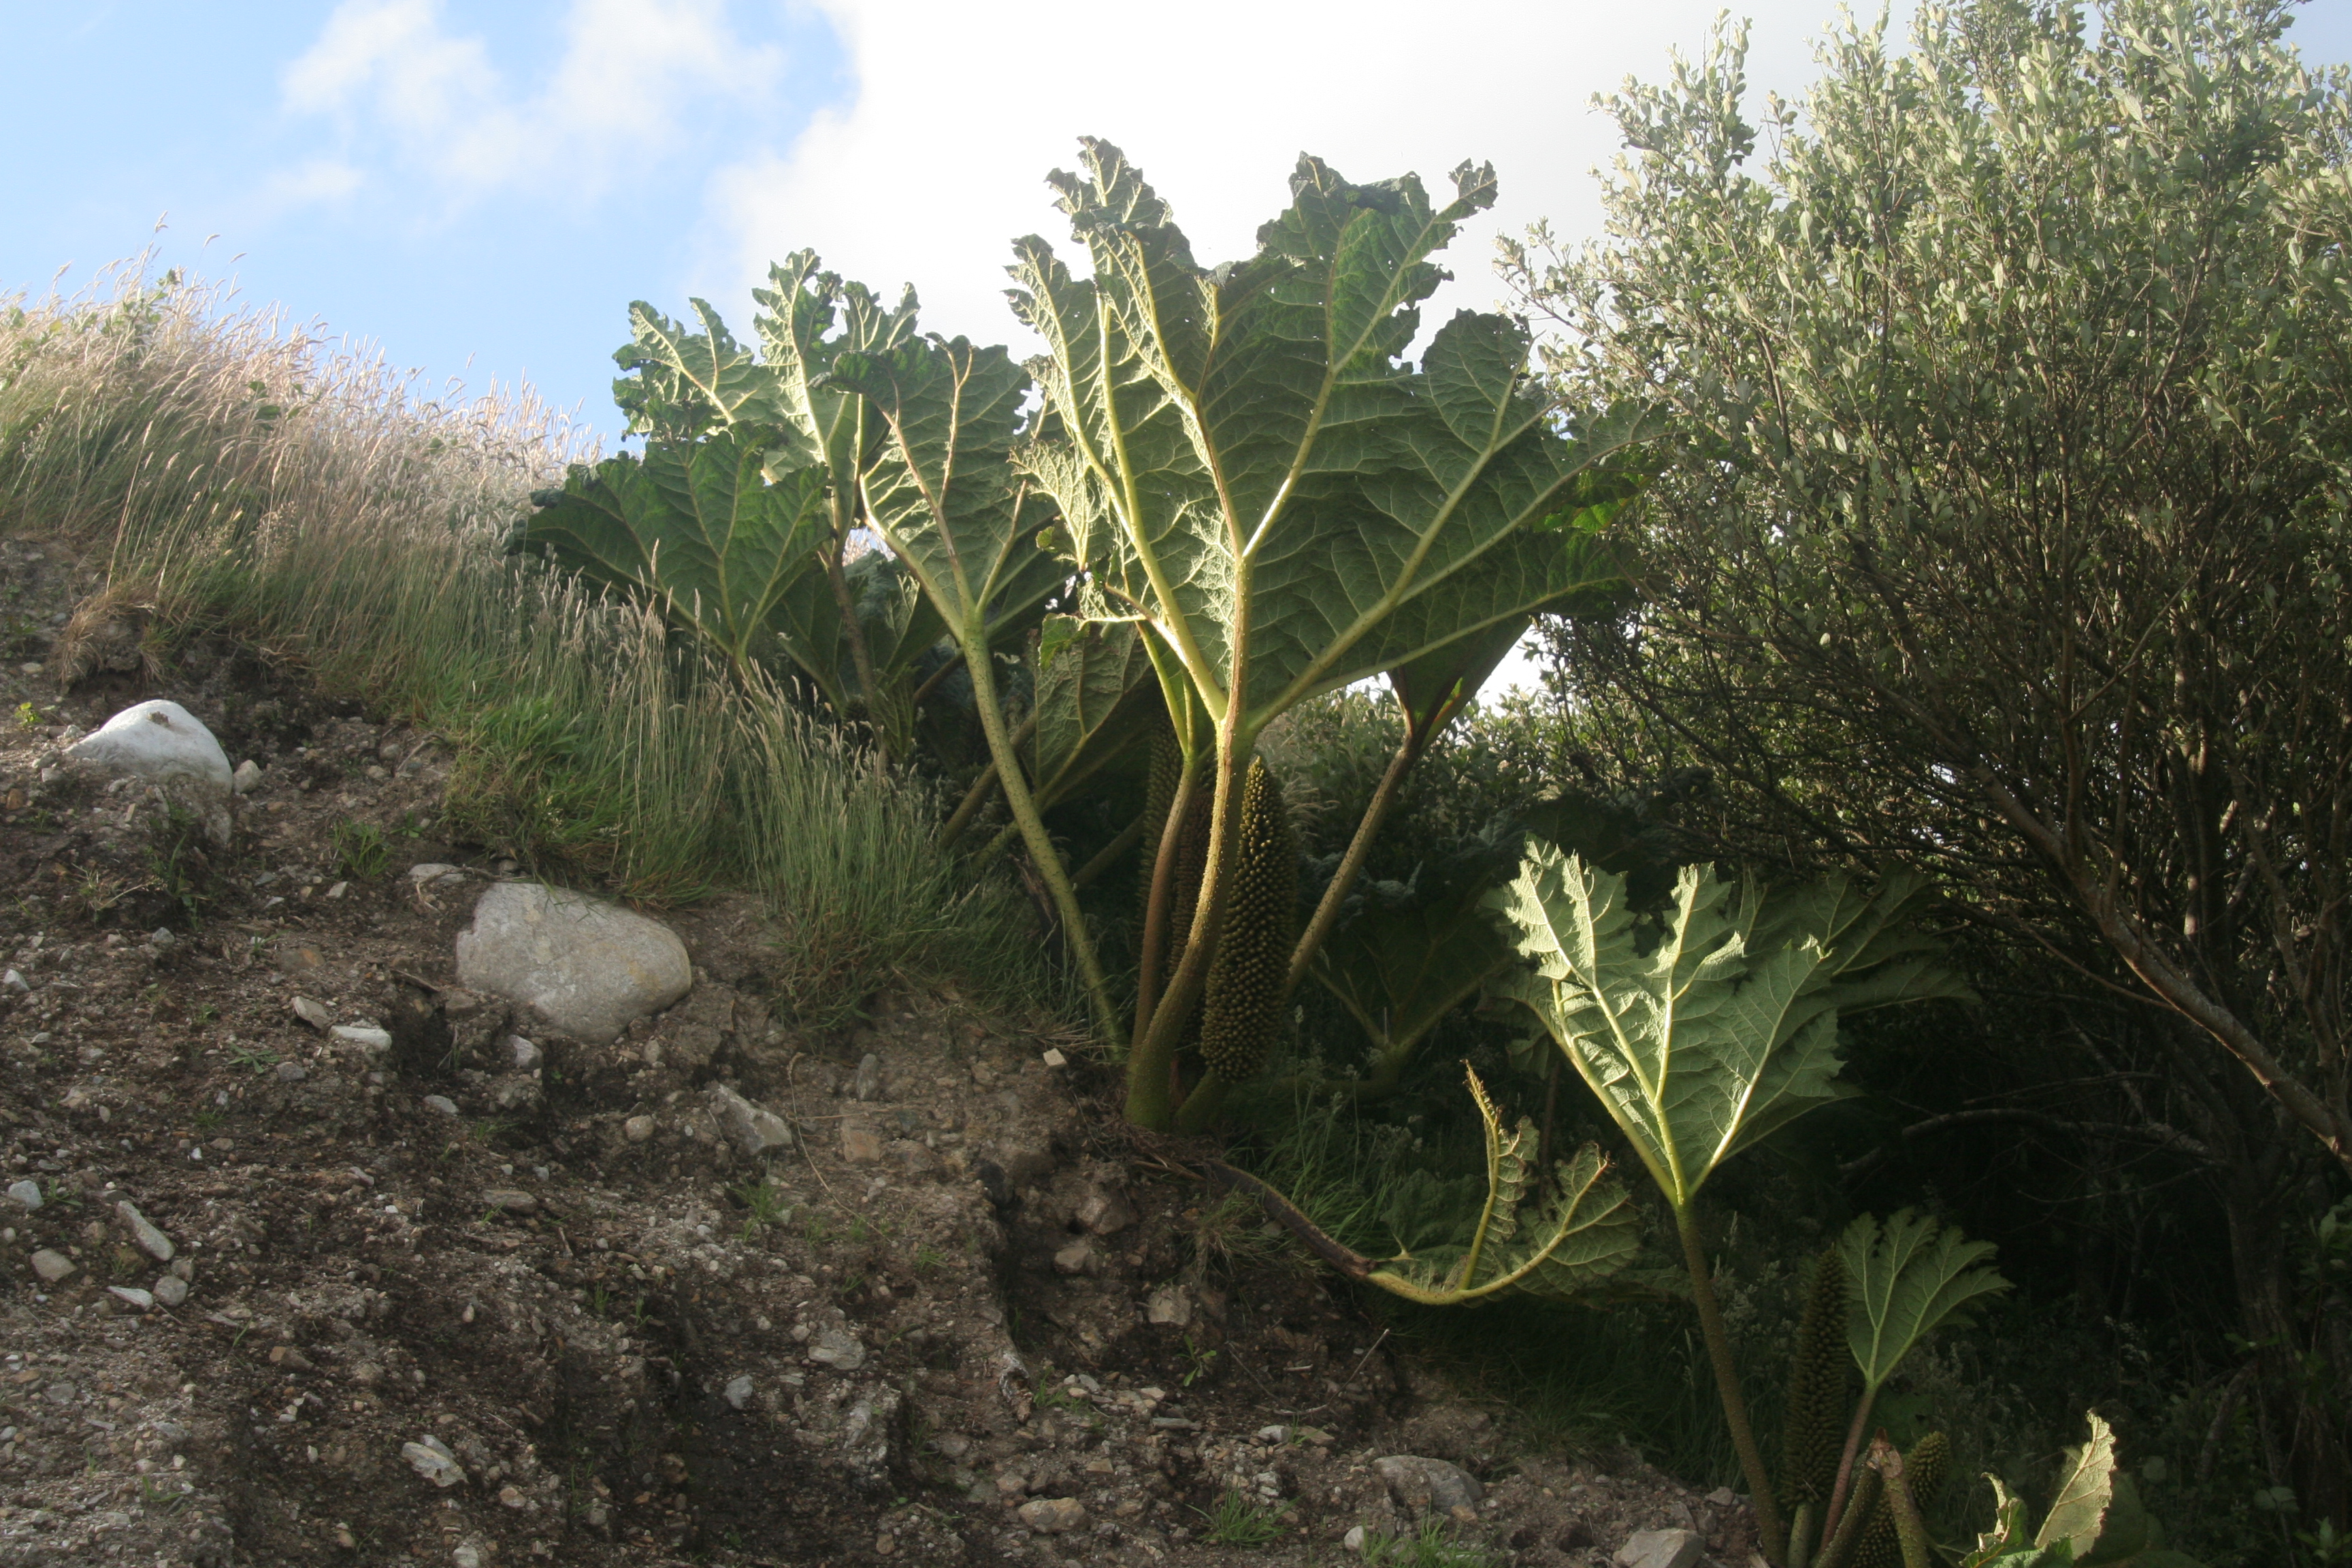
[
  {"left": 507, "top": 1036, "right": 542, "bottom": 1071},
  {"left": 1015, "top": 1497, "right": 1085, "bottom": 1534},
  {"left": 706, "top": 1085, "right": 794, "bottom": 1158},
  {"left": 274, "top": 1060, "right": 309, "bottom": 1083},
  {"left": 408, "top": 863, "right": 466, "bottom": 887},
  {"left": 1051, "top": 1241, "right": 1093, "bottom": 1276},
  {"left": 1343, "top": 1525, "right": 1367, "bottom": 1553},
  {"left": 1707, "top": 1487, "right": 1740, "bottom": 1508},
  {"left": 1075, "top": 1183, "right": 1137, "bottom": 1235},
  {"left": 623, "top": 1115, "right": 655, "bottom": 1143},
  {"left": 1040, "top": 1047, "right": 1067, "bottom": 1069},
  {"left": 1615, "top": 1528, "right": 1706, "bottom": 1568},
  {"left": 291, "top": 996, "right": 332, "bottom": 1031},
  {"left": 1, "top": 970, "right": 24, "bottom": 994},
  {"left": 45, "top": 1382, "right": 77, "bottom": 1405},
  {"left": 403, "top": 1435, "right": 465, "bottom": 1488},
  {"left": 853, "top": 1053, "right": 882, "bottom": 1102},
  {"left": 232, "top": 760, "right": 263, "bottom": 794},
  {"left": 994, "top": 1470, "right": 1030, "bottom": 1497},
  {"left": 423, "top": 1095, "right": 460, "bottom": 1117},
  {"left": 153, "top": 1274, "right": 189, "bottom": 1307},
  {"left": 6, "top": 1179, "right": 41, "bottom": 1211},
  {"left": 723, "top": 1375, "right": 754, "bottom": 1410},
  {"left": 326, "top": 881, "right": 349, "bottom": 900},
  {"left": 1374, "top": 1455, "right": 1484, "bottom": 1523},
  {"left": 146, "top": 928, "right": 176, "bottom": 953},
  {"left": 1256, "top": 1425, "right": 1291, "bottom": 1444},
  {"left": 806, "top": 1324, "right": 865, "bottom": 1371},
  {"left": 333, "top": 1025, "right": 393, "bottom": 1053},
  {"left": 838, "top": 1120, "right": 883, "bottom": 1164},
  {"left": 889, "top": 1139, "right": 941, "bottom": 1179},
  {"left": 453, "top": 1546, "right": 483, "bottom": 1568},
  {"left": 116, "top": 1200, "right": 175, "bottom": 1261},
  {"left": 1145, "top": 1287, "right": 1192, "bottom": 1327},
  {"left": 483, "top": 1190, "right": 538, "bottom": 1214},
  {"left": 498, "top": 1484, "right": 525, "bottom": 1509},
  {"left": 108, "top": 1286, "right": 153, "bottom": 1310}
]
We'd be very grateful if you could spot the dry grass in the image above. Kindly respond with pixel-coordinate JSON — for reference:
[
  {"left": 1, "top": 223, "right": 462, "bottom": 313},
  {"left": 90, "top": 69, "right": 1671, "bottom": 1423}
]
[{"left": 0, "top": 258, "right": 1060, "bottom": 1022}]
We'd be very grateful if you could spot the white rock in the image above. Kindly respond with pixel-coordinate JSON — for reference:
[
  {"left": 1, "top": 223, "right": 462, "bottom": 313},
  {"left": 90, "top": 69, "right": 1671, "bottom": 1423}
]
[
  {"left": 1, "top": 970, "right": 24, "bottom": 993},
  {"left": 231, "top": 759, "right": 263, "bottom": 794},
  {"left": 423, "top": 1095, "right": 460, "bottom": 1117},
  {"left": 508, "top": 1036, "right": 542, "bottom": 1071},
  {"left": 62, "top": 701, "right": 233, "bottom": 842},
  {"left": 116, "top": 1200, "right": 174, "bottom": 1262},
  {"left": 706, "top": 1085, "right": 793, "bottom": 1158},
  {"left": 153, "top": 1274, "right": 189, "bottom": 1307},
  {"left": 452, "top": 1547, "right": 482, "bottom": 1568},
  {"left": 454, "top": 882, "right": 691, "bottom": 1045},
  {"left": 724, "top": 1375, "right": 755, "bottom": 1409},
  {"left": 1342, "top": 1524, "right": 1367, "bottom": 1553},
  {"left": 30, "top": 1249, "right": 75, "bottom": 1284},
  {"left": 333, "top": 1025, "right": 393, "bottom": 1054},
  {"left": 108, "top": 1286, "right": 154, "bottom": 1310},
  {"left": 408, "top": 863, "right": 468, "bottom": 887},
  {"left": 1616, "top": 1528, "right": 1707, "bottom": 1568},
  {"left": 1040, "top": 1047, "right": 1068, "bottom": 1069},
  {"left": 290, "top": 996, "right": 331, "bottom": 1030},
  {"left": 7, "top": 1179, "right": 41, "bottom": 1211},
  {"left": 403, "top": 1436, "right": 465, "bottom": 1488},
  {"left": 623, "top": 1114, "right": 656, "bottom": 1143}
]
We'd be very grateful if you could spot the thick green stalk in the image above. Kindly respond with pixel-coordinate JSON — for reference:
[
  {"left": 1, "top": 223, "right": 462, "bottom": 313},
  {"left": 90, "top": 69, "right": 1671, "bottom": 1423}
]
[
  {"left": 1786, "top": 1503, "right": 1815, "bottom": 1568},
  {"left": 1130, "top": 755, "right": 1200, "bottom": 1054},
  {"left": 1126, "top": 722, "right": 1247, "bottom": 1130},
  {"left": 1868, "top": 1438, "right": 1933, "bottom": 1568},
  {"left": 1820, "top": 1388, "right": 1878, "bottom": 1544},
  {"left": 960, "top": 617, "right": 1117, "bottom": 1044},
  {"left": 1283, "top": 725, "right": 1421, "bottom": 1001},
  {"left": 1676, "top": 1205, "right": 1786, "bottom": 1567},
  {"left": 1811, "top": 1465, "right": 1880, "bottom": 1568}
]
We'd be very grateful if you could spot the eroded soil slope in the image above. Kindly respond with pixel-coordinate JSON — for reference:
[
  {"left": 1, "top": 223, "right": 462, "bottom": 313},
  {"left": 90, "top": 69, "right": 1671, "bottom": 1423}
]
[{"left": 0, "top": 532, "right": 1753, "bottom": 1568}]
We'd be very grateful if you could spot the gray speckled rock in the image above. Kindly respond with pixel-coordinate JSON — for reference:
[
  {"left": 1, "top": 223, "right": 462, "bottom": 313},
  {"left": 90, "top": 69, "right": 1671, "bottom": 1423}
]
[
  {"left": 707, "top": 1085, "right": 793, "bottom": 1157},
  {"left": 453, "top": 883, "right": 690, "bottom": 1045},
  {"left": 1373, "top": 1455, "right": 1484, "bottom": 1522},
  {"left": 1614, "top": 1528, "right": 1705, "bottom": 1568}
]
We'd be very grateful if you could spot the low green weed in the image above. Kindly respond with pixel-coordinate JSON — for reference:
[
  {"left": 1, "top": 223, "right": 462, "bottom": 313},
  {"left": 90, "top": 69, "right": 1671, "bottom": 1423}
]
[
  {"left": 1194, "top": 1490, "right": 1288, "bottom": 1547},
  {"left": 329, "top": 817, "right": 390, "bottom": 880},
  {"left": 1360, "top": 1518, "right": 1499, "bottom": 1567}
]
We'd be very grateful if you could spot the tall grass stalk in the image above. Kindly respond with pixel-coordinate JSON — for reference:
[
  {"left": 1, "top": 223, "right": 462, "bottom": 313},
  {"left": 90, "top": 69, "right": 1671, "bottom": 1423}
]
[{"left": 0, "top": 259, "right": 1056, "bottom": 1020}]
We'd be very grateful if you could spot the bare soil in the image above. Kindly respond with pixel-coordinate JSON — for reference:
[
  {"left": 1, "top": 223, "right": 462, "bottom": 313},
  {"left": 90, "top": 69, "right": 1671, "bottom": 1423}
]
[{"left": 0, "top": 532, "right": 1757, "bottom": 1567}]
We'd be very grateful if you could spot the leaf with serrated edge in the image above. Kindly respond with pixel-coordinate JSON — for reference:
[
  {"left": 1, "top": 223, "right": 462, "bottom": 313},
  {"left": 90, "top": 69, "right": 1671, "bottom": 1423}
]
[
  {"left": 1489, "top": 850, "right": 1975, "bottom": 1212},
  {"left": 1840, "top": 1209, "right": 2010, "bottom": 1395},
  {"left": 516, "top": 430, "right": 826, "bottom": 681},
  {"left": 1008, "top": 140, "right": 1657, "bottom": 733},
  {"left": 1365, "top": 1067, "right": 1638, "bottom": 1305}
]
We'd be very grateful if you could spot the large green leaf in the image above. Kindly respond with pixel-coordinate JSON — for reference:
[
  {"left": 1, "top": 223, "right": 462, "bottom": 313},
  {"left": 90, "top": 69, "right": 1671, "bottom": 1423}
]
[
  {"left": 512, "top": 428, "right": 827, "bottom": 681},
  {"left": 612, "top": 298, "right": 783, "bottom": 444},
  {"left": 1008, "top": 139, "right": 1655, "bottom": 735},
  {"left": 1840, "top": 1209, "right": 2010, "bottom": 1396},
  {"left": 1307, "top": 881, "right": 1515, "bottom": 1073},
  {"left": 1365, "top": 1068, "right": 1639, "bottom": 1305},
  {"left": 752, "top": 249, "right": 919, "bottom": 484},
  {"left": 1030, "top": 616, "right": 1159, "bottom": 809},
  {"left": 1488, "top": 849, "right": 1972, "bottom": 1212},
  {"left": 823, "top": 336, "right": 1058, "bottom": 640}
]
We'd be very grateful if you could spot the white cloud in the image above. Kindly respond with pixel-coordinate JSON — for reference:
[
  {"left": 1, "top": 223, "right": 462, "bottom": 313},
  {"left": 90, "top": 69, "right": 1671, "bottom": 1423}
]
[
  {"left": 276, "top": 0, "right": 785, "bottom": 208},
  {"left": 700, "top": 0, "right": 1906, "bottom": 349}
]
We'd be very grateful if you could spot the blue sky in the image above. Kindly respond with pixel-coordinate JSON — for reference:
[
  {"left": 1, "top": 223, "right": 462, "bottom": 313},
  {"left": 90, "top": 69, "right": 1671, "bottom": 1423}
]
[{"left": 10, "top": 1, "right": 2352, "bottom": 451}]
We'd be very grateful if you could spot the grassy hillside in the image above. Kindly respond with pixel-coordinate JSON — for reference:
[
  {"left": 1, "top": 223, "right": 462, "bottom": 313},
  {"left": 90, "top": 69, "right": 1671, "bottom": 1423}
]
[{"left": 0, "top": 262, "right": 1058, "bottom": 1025}]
